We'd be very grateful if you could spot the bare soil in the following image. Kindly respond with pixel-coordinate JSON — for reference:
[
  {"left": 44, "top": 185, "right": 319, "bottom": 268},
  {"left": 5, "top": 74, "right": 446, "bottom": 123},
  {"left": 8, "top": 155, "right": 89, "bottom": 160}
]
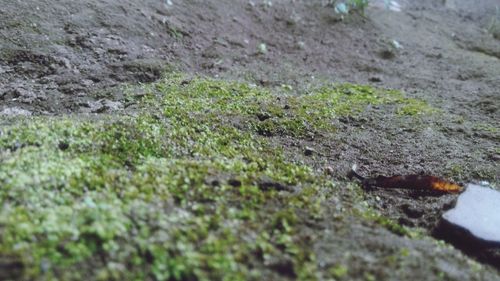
[{"left": 1, "top": 0, "right": 499, "bottom": 279}]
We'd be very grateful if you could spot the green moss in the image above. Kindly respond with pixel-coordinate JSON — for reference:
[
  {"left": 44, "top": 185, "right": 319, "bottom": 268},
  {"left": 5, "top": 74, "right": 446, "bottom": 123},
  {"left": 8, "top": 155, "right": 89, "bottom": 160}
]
[
  {"left": 359, "top": 209, "right": 410, "bottom": 237},
  {"left": 396, "top": 99, "right": 437, "bottom": 116},
  {"left": 446, "top": 163, "right": 465, "bottom": 178},
  {"left": 329, "top": 264, "right": 348, "bottom": 279},
  {"left": 364, "top": 272, "right": 377, "bottom": 281},
  {"left": 473, "top": 123, "right": 499, "bottom": 134},
  {"left": 0, "top": 74, "right": 435, "bottom": 280},
  {"left": 154, "top": 76, "right": 434, "bottom": 137}
]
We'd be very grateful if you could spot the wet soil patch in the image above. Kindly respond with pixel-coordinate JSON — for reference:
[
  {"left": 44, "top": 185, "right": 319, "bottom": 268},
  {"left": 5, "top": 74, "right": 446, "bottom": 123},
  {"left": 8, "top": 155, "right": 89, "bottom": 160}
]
[
  {"left": 434, "top": 218, "right": 500, "bottom": 269},
  {"left": 363, "top": 188, "right": 457, "bottom": 229}
]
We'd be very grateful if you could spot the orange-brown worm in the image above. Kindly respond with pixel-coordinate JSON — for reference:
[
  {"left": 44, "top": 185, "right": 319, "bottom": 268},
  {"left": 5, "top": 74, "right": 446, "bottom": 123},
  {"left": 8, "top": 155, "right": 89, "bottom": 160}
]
[{"left": 348, "top": 165, "right": 463, "bottom": 193}]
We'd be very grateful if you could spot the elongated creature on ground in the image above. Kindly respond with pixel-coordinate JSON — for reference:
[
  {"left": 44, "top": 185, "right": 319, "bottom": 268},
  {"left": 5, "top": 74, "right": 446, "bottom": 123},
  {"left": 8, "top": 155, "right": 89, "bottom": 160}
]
[{"left": 348, "top": 165, "right": 463, "bottom": 193}]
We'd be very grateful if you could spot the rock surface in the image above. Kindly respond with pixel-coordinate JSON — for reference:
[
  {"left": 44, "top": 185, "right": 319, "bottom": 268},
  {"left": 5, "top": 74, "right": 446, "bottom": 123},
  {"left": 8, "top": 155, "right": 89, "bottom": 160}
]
[{"left": 0, "top": 107, "right": 32, "bottom": 116}]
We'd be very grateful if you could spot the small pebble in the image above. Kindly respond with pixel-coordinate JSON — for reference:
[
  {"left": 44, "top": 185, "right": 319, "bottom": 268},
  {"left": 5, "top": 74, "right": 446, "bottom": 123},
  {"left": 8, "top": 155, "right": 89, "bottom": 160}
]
[
  {"left": 258, "top": 43, "right": 267, "bottom": 54},
  {"left": 228, "top": 178, "right": 242, "bottom": 187},
  {"left": 58, "top": 141, "right": 70, "bottom": 151},
  {"left": 304, "top": 147, "right": 316, "bottom": 156},
  {"left": 324, "top": 166, "right": 334, "bottom": 175}
]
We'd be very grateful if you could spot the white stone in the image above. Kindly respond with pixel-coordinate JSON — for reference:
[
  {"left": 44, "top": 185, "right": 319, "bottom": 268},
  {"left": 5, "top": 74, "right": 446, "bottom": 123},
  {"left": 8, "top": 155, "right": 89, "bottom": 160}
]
[{"left": 443, "top": 184, "right": 500, "bottom": 243}]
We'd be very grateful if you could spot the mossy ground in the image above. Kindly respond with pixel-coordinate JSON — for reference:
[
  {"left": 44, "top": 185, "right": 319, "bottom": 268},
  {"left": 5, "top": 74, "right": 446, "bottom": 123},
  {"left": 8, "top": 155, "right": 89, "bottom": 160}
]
[{"left": 0, "top": 73, "right": 454, "bottom": 280}]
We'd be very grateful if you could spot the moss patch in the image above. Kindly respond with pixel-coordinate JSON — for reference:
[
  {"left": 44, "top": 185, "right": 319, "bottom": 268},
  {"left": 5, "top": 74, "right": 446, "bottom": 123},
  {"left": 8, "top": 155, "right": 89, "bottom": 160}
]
[{"left": 0, "top": 74, "right": 436, "bottom": 280}]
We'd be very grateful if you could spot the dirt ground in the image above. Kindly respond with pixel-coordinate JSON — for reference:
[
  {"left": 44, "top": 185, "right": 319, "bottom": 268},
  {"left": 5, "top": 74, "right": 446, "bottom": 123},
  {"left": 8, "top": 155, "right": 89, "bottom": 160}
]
[{"left": 1, "top": 0, "right": 499, "bottom": 279}]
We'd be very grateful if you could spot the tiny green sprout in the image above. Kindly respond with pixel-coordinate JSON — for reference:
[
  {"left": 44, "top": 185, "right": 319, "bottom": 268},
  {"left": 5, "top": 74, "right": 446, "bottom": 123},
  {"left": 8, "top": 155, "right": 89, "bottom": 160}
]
[
  {"left": 334, "top": 0, "right": 370, "bottom": 17},
  {"left": 258, "top": 43, "right": 268, "bottom": 54},
  {"left": 487, "top": 6, "right": 500, "bottom": 39},
  {"left": 335, "top": 2, "right": 349, "bottom": 15},
  {"left": 330, "top": 264, "right": 348, "bottom": 278}
]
